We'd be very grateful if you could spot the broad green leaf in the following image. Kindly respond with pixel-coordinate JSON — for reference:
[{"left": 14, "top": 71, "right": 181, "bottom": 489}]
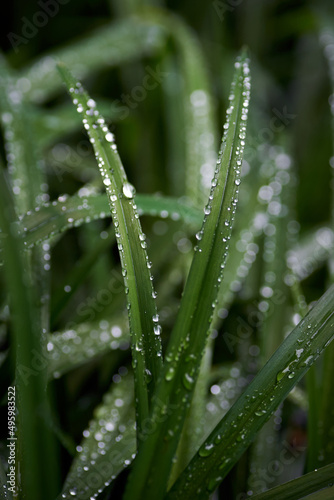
[
  {"left": 57, "top": 63, "right": 163, "bottom": 440},
  {"left": 124, "top": 51, "right": 251, "bottom": 500},
  {"left": 251, "top": 463, "right": 334, "bottom": 500},
  {"left": 61, "top": 373, "right": 136, "bottom": 500},
  {"left": 47, "top": 319, "right": 130, "bottom": 379},
  {"left": 20, "top": 19, "right": 166, "bottom": 103},
  {"left": 167, "top": 285, "right": 334, "bottom": 499}
]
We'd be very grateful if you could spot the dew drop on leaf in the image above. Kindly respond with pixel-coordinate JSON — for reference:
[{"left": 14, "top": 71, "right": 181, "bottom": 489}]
[{"left": 122, "top": 182, "right": 136, "bottom": 199}]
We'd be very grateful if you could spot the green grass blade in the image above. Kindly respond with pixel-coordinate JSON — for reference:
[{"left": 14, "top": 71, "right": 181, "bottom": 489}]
[
  {"left": 32, "top": 99, "right": 121, "bottom": 150},
  {"left": 167, "top": 285, "right": 334, "bottom": 499},
  {"left": 20, "top": 18, "right": 166, "bottom": 103},
  {"left": 0, "top": 166, "right": 57, "bottom": 499},
  {"left": 123, "top": 50, "right": 251, "bottom": 500},
  {"left": 47, "top": 319, "right": 129, "bottom": 379},
  {"left": 61, "top": 372, "right": 136, "bottom": 500},
  {"left": 250, "top": 463, "right": 334, "bottom": 500},
  {"left": 57, "top": 63, "right": 163, "bottom": 440},
  {"left": 318, "top": 27, "right": 334, "bottom": 469},
  {"left": 11, "top": 192, "right": 201, "bottom": 249}
]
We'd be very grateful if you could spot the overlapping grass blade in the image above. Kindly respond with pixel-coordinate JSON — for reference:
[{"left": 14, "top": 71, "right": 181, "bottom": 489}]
[
  {"left": 20, "top": 18, "right": 166, "bottom": 103},
  {"left": 167, "top": 285, "right": 334, "bottom": 499},
  {"left": 61, "top": 372, "right": 136, "bottom": 500},
  {"left": 12, "top": 192, "right": 201, "bottom": 249},
  {"left": 57, "top": 63, "right": 163, "bottom": 440},
  {"left": 251, "top": 462, "right": 334, "bottom": 500},
  {"left": 123, "top": 51, "right": 250, "bottom": 500}
]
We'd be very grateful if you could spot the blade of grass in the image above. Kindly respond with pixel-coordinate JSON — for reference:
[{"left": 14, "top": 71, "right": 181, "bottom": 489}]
[
  {"left": 0, "top": 166, "right": 57, "bottom": 499},
  {"left": 61, "top": 372, "right": 136, "bottom": 500},
  {"left": 123, "top": 50, "right": 251, "bottom": 500},
  {"left": 20, "top": 18, "right": 167, "bottom": 103},
  {"left": 250, "top": 462, "right": 334, "bottom": 500},
  {"left": 47, "top": 318, "right": 130, "bottom": 379},
  {"left": 10, "top": 192, "right": 201, "bottom": 250},
  {"left": 311, "top": 27, "right": 334, "bottom": 470},
  {"left": 0, "top": 55, "right": 60, "bottom": 496},
  {"left": 167, "top": 284, "right": 334, "bottom": 499},
  {"left": 57, "top": 63, "right": 163, "bottom": 441}
]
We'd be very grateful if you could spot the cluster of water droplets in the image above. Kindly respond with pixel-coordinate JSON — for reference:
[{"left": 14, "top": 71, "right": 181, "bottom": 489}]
[
  {"left": 61, "top": 371, "right": 136, "bottom": 499},
  {"left": 65, "top": 78, "right": 163, "bottom": 369},
  {"left": 16, "top": 185, "right": 108, "bottom": 250},
  {"left": 194, "top": 56, "right": 251, "bottom": 298},
  {"left": 47, "top": 320, "right": 129, "bottom": 378}
]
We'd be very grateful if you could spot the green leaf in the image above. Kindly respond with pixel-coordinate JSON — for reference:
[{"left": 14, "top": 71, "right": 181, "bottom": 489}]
[
  {"left": 167, "top": 285, "right": 334, "bottom": 499},
  {"left": 57, "top": 63, "right": 163, "bottom": 441},
  {"left": 124, "top": 50, "right": 251, "bottom": 500},
  {"left": 250, "top": 463, "right": 334, "bottom": 500},
  {"left": 61, "top": 372, "right": 136, "bottom": 500}
]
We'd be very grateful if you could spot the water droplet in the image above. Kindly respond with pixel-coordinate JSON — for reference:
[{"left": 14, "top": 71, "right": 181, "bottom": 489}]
[
  {"left": 199, "top": 443, "right": 215, "bottom": 457},
  {"left": 103, "top": 177, "right": 111, "bottom": 187},
  {"left": 165, "top": 367, "right": 175, "bottom": 381},
  {"left": 122, "top": 182, "right": 136, "bottom": 199},
  {"left": 183, "top": 372, "right": 195, "bottom": 390}
]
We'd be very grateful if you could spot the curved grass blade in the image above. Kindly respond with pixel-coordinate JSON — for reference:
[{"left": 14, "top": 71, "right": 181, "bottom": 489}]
[
  {"left": 47, "top": 319, "right": 130, "bottom": 379},
  {"left": 123, "top": 50, "right": 251, "bottom": 500},
  {"left": 167, "top": 285, "right": 334, "bottom": 499},
  {"left": 12, "top": 191, "right": 202, "bottom": 249},
  {"left": 57, "top": 64, "right": 163, "bottom": 440},
  {"left": 61, "top": 372, "right": 136, "bottom": 500},
  {"left": 20, "top": 18, "right": 166, "bottom": 103},
  {"left": 250, "top": 462, "right": 334, "bottom": 500}
]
